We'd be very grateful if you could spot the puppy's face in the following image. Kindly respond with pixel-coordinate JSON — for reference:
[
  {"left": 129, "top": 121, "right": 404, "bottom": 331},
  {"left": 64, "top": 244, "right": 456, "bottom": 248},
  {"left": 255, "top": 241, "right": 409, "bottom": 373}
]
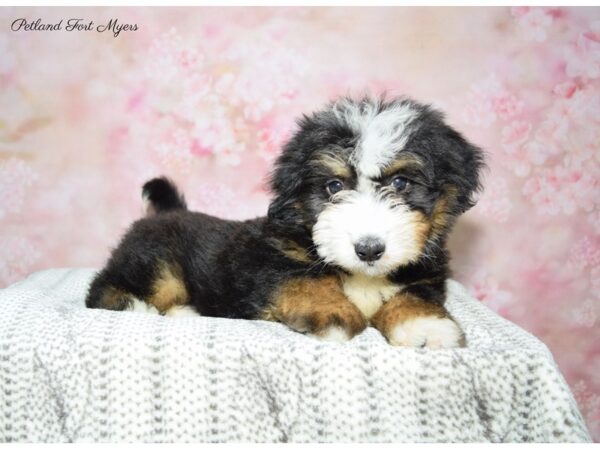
[{"left": 269, "top": 96, "right": 484, "bottom": 277}]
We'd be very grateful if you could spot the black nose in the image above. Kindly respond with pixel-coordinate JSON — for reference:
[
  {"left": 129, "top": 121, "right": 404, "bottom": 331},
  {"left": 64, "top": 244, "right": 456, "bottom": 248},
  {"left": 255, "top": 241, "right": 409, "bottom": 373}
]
[{"left": 354, "top": 237, "right": 386, "bottom": 262}]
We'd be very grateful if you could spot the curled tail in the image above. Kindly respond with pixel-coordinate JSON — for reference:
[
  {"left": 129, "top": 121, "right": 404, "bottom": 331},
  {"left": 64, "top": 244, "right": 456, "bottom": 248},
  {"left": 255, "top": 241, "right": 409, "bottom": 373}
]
[{"left": 142, "top": 177, "right": 187, "bottom": 216}]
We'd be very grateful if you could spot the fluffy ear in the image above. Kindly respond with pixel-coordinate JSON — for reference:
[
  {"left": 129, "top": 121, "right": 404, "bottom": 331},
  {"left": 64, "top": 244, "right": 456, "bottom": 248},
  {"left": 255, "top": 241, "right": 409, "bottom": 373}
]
[
  {"left": 266, "top": 139, "right": 307, "bottom": 237},
  {"left": 444, "top": 132, "right": 486, "bottom": 214},
  {"left": 267, "top": 183, "right": 303, "bottom": 231},
  {"left": 403, "top": 105, "right": 486, "bottom": 216},
  {"left": 267, "top": 107, "right": 356, "bottom": 232},
  {"left": 411, "top": 111, "right": 486, "bottom": 215}
]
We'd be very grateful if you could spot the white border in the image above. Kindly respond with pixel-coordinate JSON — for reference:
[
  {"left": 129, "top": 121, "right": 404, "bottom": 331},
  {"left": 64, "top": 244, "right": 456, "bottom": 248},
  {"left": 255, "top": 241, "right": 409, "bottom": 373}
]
[{"left": 6, "top": 1, "right": 600, "bottom": 7}]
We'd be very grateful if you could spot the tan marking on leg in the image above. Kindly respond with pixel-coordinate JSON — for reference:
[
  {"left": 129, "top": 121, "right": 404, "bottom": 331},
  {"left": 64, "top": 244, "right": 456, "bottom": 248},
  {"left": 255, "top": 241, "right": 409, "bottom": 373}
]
[
  {"left": 148, "top": 262, "right": 189, "bottom": 314},
  {"left": 98, "top": 286, "right": 135, "bottom": 310},
  {"left": 371, "top": 293, "right": 446, "bottom": 336},
  {"left": 263, "top": 276, "right": 367, "bottom": 339}
]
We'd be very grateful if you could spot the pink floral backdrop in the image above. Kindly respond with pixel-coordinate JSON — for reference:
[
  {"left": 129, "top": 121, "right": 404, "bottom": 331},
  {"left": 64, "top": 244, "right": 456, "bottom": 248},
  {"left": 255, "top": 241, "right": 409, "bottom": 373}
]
[{"left": 1, "top": 6, "right": 599, "bottom": 439}]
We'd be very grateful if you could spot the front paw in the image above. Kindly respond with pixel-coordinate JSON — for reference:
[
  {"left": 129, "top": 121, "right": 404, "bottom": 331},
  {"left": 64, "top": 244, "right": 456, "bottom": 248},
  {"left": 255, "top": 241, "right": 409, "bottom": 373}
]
[
  {"left": 388, "top": 316, "right": 463, "bottom": 348},
  {"left": 286, "top": 304, "right": 368, "bottom": 342}
]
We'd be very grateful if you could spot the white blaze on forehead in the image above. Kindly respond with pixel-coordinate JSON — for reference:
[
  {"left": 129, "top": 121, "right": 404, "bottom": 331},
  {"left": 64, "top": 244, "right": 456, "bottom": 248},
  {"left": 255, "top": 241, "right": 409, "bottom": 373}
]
[
  {"left": 356, "top": 175, "right": 377, "bottom": 194},
  {"left": 333, "top": 98, "right": 419, "bottom": 178}
]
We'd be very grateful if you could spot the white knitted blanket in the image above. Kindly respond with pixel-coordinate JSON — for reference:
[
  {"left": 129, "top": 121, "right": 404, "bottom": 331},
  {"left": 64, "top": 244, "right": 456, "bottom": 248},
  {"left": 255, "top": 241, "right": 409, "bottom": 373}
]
[{"left": 0, "top": 268, "right": 591, "bottom": 443}]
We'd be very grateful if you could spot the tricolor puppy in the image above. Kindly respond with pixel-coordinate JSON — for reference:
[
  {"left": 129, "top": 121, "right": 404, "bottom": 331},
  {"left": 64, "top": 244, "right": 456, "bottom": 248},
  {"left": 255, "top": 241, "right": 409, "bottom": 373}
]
[{"left": 86, "top": 95, "right": 484, "bottom": 348}]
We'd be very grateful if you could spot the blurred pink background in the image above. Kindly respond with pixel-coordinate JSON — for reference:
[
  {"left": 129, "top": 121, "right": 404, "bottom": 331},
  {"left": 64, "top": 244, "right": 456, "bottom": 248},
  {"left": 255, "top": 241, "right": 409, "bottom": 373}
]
[{"left": 1, "top": 6, "right": 599, "bottom": 439}]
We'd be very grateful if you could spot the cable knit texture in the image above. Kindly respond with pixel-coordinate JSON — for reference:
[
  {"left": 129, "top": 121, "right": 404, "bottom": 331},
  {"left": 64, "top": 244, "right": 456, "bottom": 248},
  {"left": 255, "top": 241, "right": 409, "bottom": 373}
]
[{"left": 0, "top": 268, "right": 591, "bottom": 443}]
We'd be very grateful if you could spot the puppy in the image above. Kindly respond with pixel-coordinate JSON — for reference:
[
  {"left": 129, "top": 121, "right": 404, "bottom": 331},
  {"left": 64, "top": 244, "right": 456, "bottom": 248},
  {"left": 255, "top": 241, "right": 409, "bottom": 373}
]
[{"left": 86, "top": 95, "right": 484, "bottom": 348}]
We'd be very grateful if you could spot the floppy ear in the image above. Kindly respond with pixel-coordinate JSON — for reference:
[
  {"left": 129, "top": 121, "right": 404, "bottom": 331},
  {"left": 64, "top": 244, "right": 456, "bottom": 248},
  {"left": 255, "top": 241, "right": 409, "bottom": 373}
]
[
  {"left": 444, "top": 132, "right": 486, "bottom": 214},
  {"left": 267, "top": 179, "right": 303, "bottom": 231},
  {"left": 418, "top": 118, "right": 486, "bottom": 216},
  {"left": 267, "top": 140, "right": 308, "bottom": 237},
  {"left": 407, "top": 105, "right": 486, "bottom": 216}
]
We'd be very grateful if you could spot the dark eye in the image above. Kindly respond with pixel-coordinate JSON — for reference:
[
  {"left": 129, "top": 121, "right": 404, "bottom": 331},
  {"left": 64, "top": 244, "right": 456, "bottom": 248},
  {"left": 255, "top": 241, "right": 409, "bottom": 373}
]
[
  {"left": 391, "top": 176, "right": 410, "bottom": 192},
  {"left": 326, "top": 179, "right": 344, "bottom": 196}
]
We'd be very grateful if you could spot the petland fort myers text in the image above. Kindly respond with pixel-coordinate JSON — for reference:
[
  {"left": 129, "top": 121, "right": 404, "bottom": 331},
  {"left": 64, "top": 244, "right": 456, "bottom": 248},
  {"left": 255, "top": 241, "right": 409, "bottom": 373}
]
[{"left": 11, "top": 18, "right": 138, "bottom": 37}]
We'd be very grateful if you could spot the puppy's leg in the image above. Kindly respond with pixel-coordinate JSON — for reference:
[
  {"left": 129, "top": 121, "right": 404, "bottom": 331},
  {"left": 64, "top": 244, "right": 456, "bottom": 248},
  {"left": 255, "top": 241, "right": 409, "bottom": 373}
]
[
  {"left": 86, "top": 272, "right": 137, "bottom": 311},
  {"left": 371, "top": 285, "right": 463, "bottom": 349},
  {"left": 144, "top": 261, "right": 191, "bottom": 314},
  {"left": 264, "top": 276, "right": 367, "bottom": 342},
  {"left": 86, "top": 261, "right": 191, "bottom": 315}
]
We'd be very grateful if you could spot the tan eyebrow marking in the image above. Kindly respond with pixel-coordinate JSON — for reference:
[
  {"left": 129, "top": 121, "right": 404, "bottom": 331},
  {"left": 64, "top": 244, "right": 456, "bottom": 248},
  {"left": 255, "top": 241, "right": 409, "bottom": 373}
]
[
  {"left": 381, "top": 154, "right": 425, "bottom": 177},
  {"left": 312, "top": 152, "right": 352, "bottom": 179}
]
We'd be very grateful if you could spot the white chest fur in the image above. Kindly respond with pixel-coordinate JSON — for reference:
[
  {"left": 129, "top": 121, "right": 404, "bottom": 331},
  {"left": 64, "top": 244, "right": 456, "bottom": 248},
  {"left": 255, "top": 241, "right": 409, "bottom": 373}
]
[{"left": 342, "top": 274, "right": 402, "bottom": 319}]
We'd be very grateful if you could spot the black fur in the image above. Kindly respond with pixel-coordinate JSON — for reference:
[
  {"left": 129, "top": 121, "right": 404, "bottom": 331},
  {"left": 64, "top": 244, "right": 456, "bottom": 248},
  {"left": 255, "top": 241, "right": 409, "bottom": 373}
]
[
  {"left": 86, "top": 95, "right": 484, "bottom": 323},
  {"left": 142, "top": 177, "right": 187, "bottom": 213}
]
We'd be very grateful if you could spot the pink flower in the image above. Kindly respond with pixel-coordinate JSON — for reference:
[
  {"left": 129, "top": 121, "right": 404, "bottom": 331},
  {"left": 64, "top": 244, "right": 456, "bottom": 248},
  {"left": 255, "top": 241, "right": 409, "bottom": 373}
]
[
  {"left": 536, "top": 106, "right": 570, "bottom": 150},
  {"left": 255, "top": 114, "right": 294, "bottom": 163},
  {"left": 185, "top": 182, "right": 264, "bottom": 220},
  {"left": 553, "top": 81, "right": 578, "bottom": 99},
  {"left": 189, "top": 139, "right": 212, "bottom": 157},
  {"left": 514, "top": 7, "right": 554, "bottom": 42},
  {"left": 474, "top": 177, "right": 513, "bottom": 222},
  {"left": 588, "top": 211, "right": 600, "bottom": 235},
  {"left": 567, "top": 236, "right": 600, "bottom": 271},
  {"left": 123, "top": 26, "right": 312, "bottom": 169},
  {"left": 498, "top": 122, "right": 556, "bottom": 177},
  {"left": 0, "top": 236, "right": 41, "bottom": 286},
  {"left": 154, "top": 127, "right": 196, "bottom": 171},
  {"left": 466, "top": 269, "right": 514, "bottom": 314},
  {"left": 145, "top": 28, "right": 204, "bottom": 82},
  {"left": 535, "top": 89, "right": 600, "bottom": 167},
  {"left": 591, "top": 267, "right": 600, "bottom": 297},
  {"left": 566, "top": 21, "right": 600, "bottom": 80},
  {"left": 524, "top": 140, "right": 558, "bottom": 166},
  {"left": 0, "top": 158, "right": 38, "bottom": 219},
  {"left": 524, "top": 165, "right": 598, "bottom": 215},
  {"left": 501, "top": 120, "right": 532, "bottom": 152},
  {"left": 126, "top": 89, "right": 146, "bottom": 113},
  {"left": 522, "top": 173, "right": 559, "bottom": 214},
  {"left": 190, "top": 113, "right": 246, "bottom": 166},
  {"left": 0, "top": 34, "right": 16, "bottom": 76},
  {"left": 572, "top": 380, "right": 600, "bottom": 421},
  {"left": 510, "top": 7, "right": 530, "bottom": 18},
  {"left": 569, "top": 298, "right": 598, "bottom": 328},
  {"left": 222, "top": 29, "right": 308, "bottom": 122},
  {"left": 463, "top": 75, "right": 524, "bottom": 127},
  {"left": 494, "top": 93, "right": 524, "bottom": 121}
]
